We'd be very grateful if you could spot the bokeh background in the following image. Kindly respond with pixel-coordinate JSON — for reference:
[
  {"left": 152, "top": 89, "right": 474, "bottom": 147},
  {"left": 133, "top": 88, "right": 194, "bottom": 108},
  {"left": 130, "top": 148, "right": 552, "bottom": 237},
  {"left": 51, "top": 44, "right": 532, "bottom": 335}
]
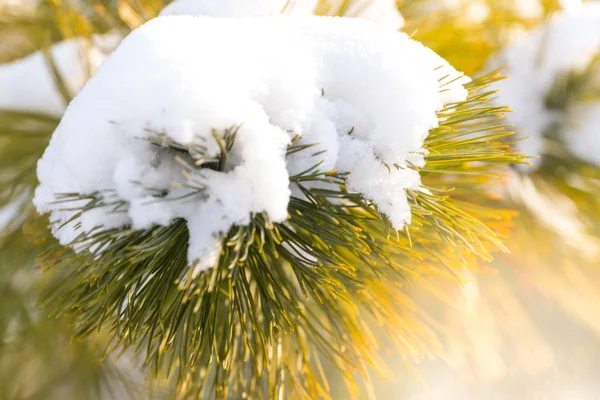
[{"left": 1, "top": 1, "right": 600, "bottom": 399}]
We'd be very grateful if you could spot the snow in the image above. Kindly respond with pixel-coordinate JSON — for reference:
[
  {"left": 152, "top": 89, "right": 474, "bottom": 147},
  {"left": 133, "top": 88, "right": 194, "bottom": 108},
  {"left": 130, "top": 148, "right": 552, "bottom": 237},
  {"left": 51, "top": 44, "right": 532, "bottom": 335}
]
[
  {"left": 490, "top": 3, "right": 600, "bottom": 168},
  {"left": 159, "top": 0, "right": 291, "bottom": 17},
  {"left": 0, "top": 34, "right": 120, "bottom": 116},
  {"left": 160, "top": 0, "right": 404, "bottom": 29},
  {"left": 34, "top": 15, "right": 468, "bottom": 272},
  {"left": 564, "top": 103, "right": 600, "bottom": 166}
]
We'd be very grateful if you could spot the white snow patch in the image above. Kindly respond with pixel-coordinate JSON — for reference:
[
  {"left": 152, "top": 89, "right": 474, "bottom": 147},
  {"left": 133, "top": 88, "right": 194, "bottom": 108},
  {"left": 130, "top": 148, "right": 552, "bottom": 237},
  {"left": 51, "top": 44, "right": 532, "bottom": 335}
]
[
  {"left": 159, "top": 0, "right": 290, "bottom": 17},
  {"left": 490, "top": 3, "right": 600, "bottom": 168},
  {"left": 34, "top": 16, "right": 468, "bottom": 271},
  {"left": 564, "top": 103, "right": 600, "bottom": 166}
]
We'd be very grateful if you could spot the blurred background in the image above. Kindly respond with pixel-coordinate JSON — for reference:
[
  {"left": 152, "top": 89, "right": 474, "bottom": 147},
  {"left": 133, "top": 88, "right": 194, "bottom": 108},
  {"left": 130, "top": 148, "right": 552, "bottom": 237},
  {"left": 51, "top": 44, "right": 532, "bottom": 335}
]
[{"left": 1, "top": 0, "right": 600, "bottom": 399}]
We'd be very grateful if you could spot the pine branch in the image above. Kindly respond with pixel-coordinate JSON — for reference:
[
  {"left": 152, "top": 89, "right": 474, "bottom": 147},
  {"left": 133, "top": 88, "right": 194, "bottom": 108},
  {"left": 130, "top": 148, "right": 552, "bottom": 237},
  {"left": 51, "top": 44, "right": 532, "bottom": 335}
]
[
  {"left": 522, "top": 47, "right": 600, "bottom": 238},
  {"left": 29, "top": 72, "right": 525, "bottom": 399},
  {"left": 0, "top": 2, "right": 528, "bottom": 398}
]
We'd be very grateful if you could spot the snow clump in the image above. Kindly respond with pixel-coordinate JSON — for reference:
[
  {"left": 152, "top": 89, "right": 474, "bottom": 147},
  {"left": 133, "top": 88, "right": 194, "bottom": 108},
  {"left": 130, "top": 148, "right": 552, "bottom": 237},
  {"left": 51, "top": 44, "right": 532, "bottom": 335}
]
[
  {"left": 34, "top": 15, "right": 468, "bottom": 272},
  {"left": 490, "top": 3, "right": 600, "bottom": 168}
]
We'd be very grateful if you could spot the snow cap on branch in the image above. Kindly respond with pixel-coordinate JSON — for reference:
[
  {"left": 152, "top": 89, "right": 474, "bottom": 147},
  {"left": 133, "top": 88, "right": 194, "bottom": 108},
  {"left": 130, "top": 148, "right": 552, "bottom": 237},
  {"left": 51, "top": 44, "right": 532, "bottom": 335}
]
[
  {"left": 491, "top": 3, "right": 600, "bottom": 168},
  {"left": 34, "top": 15, "right": 468, "bottom": 271}
]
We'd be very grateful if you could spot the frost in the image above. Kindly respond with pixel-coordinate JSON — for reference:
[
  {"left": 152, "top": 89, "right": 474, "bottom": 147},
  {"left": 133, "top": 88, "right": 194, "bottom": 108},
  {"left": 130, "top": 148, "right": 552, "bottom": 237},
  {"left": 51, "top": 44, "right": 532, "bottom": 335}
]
[
  {"left": 34, "top": 15, "right": 468, "bottom": 271},
  {"left": 490, "top": 3, "right": 600, "bottom": 168},
  {"left": 160, "top": 0, "right": 404, "bottom": 29},
  {"left": 0, "top": 34, "right": 120, "bottom": 116}
]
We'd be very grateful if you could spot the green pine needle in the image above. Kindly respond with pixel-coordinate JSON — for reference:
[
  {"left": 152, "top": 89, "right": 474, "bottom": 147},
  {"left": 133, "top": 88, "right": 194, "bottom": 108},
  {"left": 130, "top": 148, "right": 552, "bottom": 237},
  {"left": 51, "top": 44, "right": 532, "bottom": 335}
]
[
  {"left": 0, "top": 2, "right": 529, "bottom": 398},
  {"left": 31, "top": 71, "right": 526, "bottom": 399}
]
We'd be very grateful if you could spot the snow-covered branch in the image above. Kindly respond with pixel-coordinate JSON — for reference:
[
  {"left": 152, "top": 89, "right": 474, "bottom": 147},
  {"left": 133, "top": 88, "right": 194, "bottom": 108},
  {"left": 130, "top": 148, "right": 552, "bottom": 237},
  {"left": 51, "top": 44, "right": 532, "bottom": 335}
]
[{"left": 34, "top": 15, "right": 468, "bottom": 271}]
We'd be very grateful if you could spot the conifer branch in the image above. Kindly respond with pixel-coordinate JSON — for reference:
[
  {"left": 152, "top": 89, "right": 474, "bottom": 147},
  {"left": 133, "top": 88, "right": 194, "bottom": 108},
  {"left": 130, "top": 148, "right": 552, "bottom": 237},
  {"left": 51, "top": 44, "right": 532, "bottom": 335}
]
[{"left": 31, "top": 72, "right": 526, "bottom": 399}]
